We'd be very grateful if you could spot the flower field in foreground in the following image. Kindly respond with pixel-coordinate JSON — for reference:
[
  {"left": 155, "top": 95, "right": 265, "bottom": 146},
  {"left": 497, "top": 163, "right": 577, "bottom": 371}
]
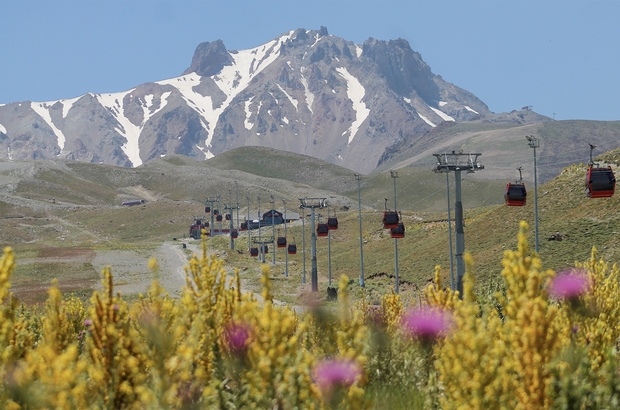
[{"left": 0, "top": 221, "right": 620, "bottom": 409}]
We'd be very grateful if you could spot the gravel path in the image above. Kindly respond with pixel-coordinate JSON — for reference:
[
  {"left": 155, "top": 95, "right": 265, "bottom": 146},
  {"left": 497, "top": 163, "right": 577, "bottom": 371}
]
[{"left": 91, "top": 242, "right": 192, "bottom": 297}]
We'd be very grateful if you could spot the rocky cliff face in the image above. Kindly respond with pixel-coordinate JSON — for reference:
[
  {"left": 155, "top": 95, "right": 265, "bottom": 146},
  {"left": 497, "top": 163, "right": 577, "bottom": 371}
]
[{"left": 0, "top": 26, "right": 492, "bottom": 173}]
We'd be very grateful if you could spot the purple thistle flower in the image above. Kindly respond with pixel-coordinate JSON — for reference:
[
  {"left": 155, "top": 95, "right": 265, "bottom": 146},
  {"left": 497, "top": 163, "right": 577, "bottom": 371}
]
[
  {"left": 83, "top": 319, "right": 92, "bottom": 326},
  {"left": 402, "top": 307, "right": 452, "bottom": 340},
  {"left": 313, "top": 359, "right": 361, "bottom": 391},
  {"left": 549, "top": 270, "right": 590, "bottom": 300},
  {"left": 225, "top": 322, "right": 251, "bottom": 354}
]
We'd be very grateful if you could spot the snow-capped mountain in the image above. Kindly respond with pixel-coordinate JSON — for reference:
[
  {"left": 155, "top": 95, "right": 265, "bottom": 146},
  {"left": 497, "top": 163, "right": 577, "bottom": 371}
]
[{"left": 0, "top": 26, "right": 491, "bottom": 173}]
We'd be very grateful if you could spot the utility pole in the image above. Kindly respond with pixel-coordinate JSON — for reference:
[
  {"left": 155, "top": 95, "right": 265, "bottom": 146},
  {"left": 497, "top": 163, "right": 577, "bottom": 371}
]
[
  {"left": 283, "top": 199, "right": 288, "bottom": 277},
  {"left": 446, "top": 172, "right": 455, "bottom": 290},
  {"left": 433, "top": 152, "right": 484, "bottom": 296},
  {"left": 390, "top": 171, "right": 399, "bottom": 293},
  {"left": 327, "top": 206, "right": 332, "bottom": 287},
  {"left": 355, "top": 173, "right": 365, "bottom": 287},
  {"left": 224, "top": 203, "right": 237, "bottom": 250},
  {"left": 257, "top": 196, "right": 263, "bottom": 262},
  {"left": 246, "top": 196, "right": 251, "bottom": 251},
  {"left": 205, "top": 196, "right": 220, "bottom": 238},
  {"left": 301, "top": 206, "right": 306, "bottom": 284},
  {"left": 526, "top": 135, "right": 540, "bottom": 253},
  {"left": 270, "top": 195, "right": 276, "bottom": 265},
  {"left": 299, "top": 197, "right": 327, "bottom": 292},
  {"left": 235, "top": 181, "right": 240, "bottom": 231}
]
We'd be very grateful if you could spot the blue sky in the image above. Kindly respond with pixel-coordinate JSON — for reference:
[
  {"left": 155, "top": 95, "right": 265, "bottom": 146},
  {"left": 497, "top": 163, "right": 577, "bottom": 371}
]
[{"left": 1, "top": 0, "right": 618, "bottom": 121}]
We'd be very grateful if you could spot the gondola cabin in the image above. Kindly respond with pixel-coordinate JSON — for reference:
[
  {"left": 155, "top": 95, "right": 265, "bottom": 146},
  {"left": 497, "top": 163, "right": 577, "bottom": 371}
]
[
  {"left": 317, "top": 223, "right": 329, "bottom": 237},
  {"left": 216, "top": 214, "right": 223, "bottom": 222},
  {"left": 250, "top": 247, "right": 259, "bottom": 257},
  {"left": 240, "top": 222, "right": 248, "bottom": 231},
  {"left": 383, "top": 211, "right": 399, "bottom": 229},
  {"left": 225, "top": 213, "right": 231, "bottom": 221},
  {"left": 287, "top": 244, "right": 297, "bottom": 255},
  {"left": 189, "top": 224, "right": 200, "bottom": 239},
  {"left": 205, "top": 206, "right": 211, "bottom": 213},
  {"left": 391, "top": 222, "right": 405, "bottom": 239},
  {"left": 327, "top": 216, "right": 339, "bottom": 230},
  {"left": 231, "top": 229, "right": 238, "bottom": 239},
  {"left": 586, "top": 166, "right": 616, "bottom": 198},
  {"left": 277, "top": 237, "right": 287, "bottom": 248},
  {"left": 505, "top": 183, "right": 527, "bottom": 206},
  {"left": 261, "top": 244, "right": 269, "bottom": 254}
]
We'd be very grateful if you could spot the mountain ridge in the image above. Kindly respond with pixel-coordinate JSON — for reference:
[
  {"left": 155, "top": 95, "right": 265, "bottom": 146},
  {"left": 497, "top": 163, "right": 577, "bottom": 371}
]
[{"left": 0, "top": 27, "right": 491, "bottom": 173}]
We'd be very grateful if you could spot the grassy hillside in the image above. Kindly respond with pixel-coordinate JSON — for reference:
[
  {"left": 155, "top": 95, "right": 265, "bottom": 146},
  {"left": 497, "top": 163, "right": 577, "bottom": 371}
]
[
  {"left": 378, "top": 119, "right": 620, "bottom": 185},
  {"left": 0, "top": 145, "right": 618, "bottom": 305}
]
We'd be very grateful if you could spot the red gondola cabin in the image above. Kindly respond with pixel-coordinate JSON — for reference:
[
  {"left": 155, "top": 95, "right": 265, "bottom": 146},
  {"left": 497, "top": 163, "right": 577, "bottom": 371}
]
[
  {"left": 327, "top": 216, "right": 339, "bottom": 230},
  {"left": 586, "top": 166, "right": 616, "bottom": 198},
  {"left": 287, "top": 244, "right": 297, "bottom": 255},
  {"left": 317, "top": 223, "right": 329, "bottom": 237},
  {"left": 505, "top": 183, "right": 527, "bottom": 206},
  {"left": 277, "top": 237, "right": 287, "bottom": 248},
  {"left": 250, "top": 247, "right": 259, "bottom": 257},
  {"left": 390, "top": 222, "right": 405, "bottom": 239},
  {"left": 383, "top": 211, "right": 399, "bottom": 229}
]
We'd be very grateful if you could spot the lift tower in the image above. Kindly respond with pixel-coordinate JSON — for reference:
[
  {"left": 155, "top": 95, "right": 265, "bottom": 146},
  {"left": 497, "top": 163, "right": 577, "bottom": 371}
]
[
  {"left": 299, "top": 197, "right": 327, "bottom": 292},
  {"left": 433, "top": 152, "right": 484, "bottom": 296}
]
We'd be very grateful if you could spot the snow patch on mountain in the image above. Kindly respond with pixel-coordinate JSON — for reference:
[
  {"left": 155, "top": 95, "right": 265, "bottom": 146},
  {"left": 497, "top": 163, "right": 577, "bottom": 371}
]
[
  {"left": 158, "top": 74, "right": 214, "bottom": 144},
  {"left": 244, "top": 97, "right": 254, "bottom": 130},
  {"left": 31, "top": 102, "right": 68, "bottom": 151},
  {"left": 465, "top": 105, "right": 479, "bottom": 114},
  {"left": 60, "top": 96, "right": 81, "bottom": 118},
  {"left": 277, "top": 84, "right": 298, "bottom": 111},
  {"left": 0, "top": 124, "right": 6, "bottom": 134},
  {"left": 159, "top": 31, "right": 293, "bottom": 152},
  {"left": 95, "top": 90, "right": 146, "bottom": 166},
  {"left": 336, "top": 67, "right": 369, "bottom": 144},
  {"left": 430, "top": 106, "right": 455, "bottom": 122},
  {"left": 300, "top": 74, "right": 314, "bottom": 114},
  {"left": 418, "top": 113, "right": 436, "bottom": 127}
]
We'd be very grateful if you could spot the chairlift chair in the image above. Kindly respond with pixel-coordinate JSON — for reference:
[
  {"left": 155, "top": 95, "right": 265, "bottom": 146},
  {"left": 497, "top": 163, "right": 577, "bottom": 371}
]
[{"left": 585, "top": 144, "right": 616, "bottom": 198}]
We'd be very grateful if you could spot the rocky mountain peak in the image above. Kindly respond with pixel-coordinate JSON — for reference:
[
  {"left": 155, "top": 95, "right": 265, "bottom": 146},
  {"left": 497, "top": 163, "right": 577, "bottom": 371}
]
[
  {"left": 0, "top": 28, "right": 496, "bottom": 173},
  {"left": 362, "top": 37, "right": 439, "bottom": 104},
  {"left": 183, "top": 40, "right": 232, "bottom": 77}
]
